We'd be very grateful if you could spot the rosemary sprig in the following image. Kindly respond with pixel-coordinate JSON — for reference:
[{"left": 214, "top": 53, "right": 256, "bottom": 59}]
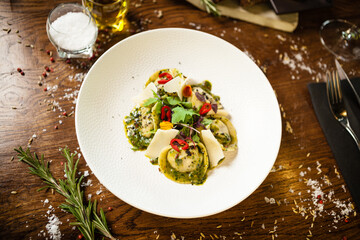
[
  {"left": 15, "top": 147, "right": 116, "bottom": 240},
  {"left": 201, "top": 0, "right": 220, "bottom": 16}
]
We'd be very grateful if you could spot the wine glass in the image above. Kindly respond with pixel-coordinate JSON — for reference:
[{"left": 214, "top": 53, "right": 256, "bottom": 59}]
[{"left": 320, "top": 19, "right": 360, "bottom": 61}]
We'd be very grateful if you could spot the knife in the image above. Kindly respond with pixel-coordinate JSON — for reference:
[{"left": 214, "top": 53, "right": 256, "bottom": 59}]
[{"left": 335, "top": 59, "right": 360, "bottom": 107}]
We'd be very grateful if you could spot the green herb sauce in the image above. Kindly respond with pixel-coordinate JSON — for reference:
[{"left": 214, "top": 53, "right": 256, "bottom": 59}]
[{"left": 124, "top": 107, "right": 154, "bottom": 150}]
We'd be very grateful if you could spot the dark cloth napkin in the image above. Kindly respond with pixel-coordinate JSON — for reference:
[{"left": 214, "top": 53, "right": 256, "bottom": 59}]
[{"left": 308, "top": 78, "right": 360, "bottom": 210}]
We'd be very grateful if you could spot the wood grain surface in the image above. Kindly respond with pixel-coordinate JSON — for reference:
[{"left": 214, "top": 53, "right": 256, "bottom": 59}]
[{"left": 1, "top": 0, "right": 360, "bottom": 239}]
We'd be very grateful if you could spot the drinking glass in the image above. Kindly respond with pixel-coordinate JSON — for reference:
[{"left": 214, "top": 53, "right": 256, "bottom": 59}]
[
  {"left": 320, "top": 19, "right": 360, "bottom": 61},
  {"left": 46, "top": 3, "right": 98, "bottom": 58},
  {"left": 82, "top": 0, "right": 128, "bottom": 32}
]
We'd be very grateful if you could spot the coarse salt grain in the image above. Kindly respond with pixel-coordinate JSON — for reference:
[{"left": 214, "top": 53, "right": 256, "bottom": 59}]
[
  {"left": 43, "top": 198, "right": 49, "bottom": 206},
  {"left": 46, "top": 214, "right": 62, "bottom": 240},
  {"left": 81, "top": 179, "right": 92, "bottom": 187},
  {"left": 49, "top": 12, "right": 97, "bottom": 51}
]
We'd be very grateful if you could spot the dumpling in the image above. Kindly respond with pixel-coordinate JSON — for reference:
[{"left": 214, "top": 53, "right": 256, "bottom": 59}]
[
  {"left": 124, "top": 104, "right": 160, "bottom": 150},
  {"left": 158, "top": 141, "right": 209, "bottom": 185},
  {"left": 208, "top": 115, "right": 237, "bottom": 151}
]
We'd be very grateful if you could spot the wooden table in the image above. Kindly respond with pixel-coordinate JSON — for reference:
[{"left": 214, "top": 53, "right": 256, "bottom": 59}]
[{"left": 1, "top": 0, "right": 360, "bottom": 239}]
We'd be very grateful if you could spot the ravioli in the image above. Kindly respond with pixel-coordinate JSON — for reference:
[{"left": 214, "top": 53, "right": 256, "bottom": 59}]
[{"left": 124, "top": 68, "right": 237, "bottom": 184}]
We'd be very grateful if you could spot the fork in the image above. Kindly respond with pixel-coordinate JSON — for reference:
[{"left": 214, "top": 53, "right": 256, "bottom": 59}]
[{"left": 326, "top": 70, "right": 360, "bottom": 150}]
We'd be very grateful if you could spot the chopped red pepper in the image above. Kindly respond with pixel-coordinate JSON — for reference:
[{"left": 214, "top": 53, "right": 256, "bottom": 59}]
[
  {"left": 158, "top": 72, "right": 173, "bottom": 84},
  {"left": 161, "top": 106, "right": 172, "bottom": 122},
  {"left": 158, "top": 79, "right": 171, "bottom": 84},
  {"left": 199, "top": 103, "right": 212, "bottom": 115},
  {"left": 159, "top": 72, "right": 173, "bottom": 79},
  {"left": 182, "top": 85, "right": 192, "bottom": 97},
  {"left": 170, "top": 139, "right": 189, "bottom": 152}
]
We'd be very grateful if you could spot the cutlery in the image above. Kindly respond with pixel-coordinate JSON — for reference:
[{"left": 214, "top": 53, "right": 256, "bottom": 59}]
[
  {"left": 335, "top": 59, "right": 360, "bottom": 107},
  {"left": 326, "top": 70, "right": 360, "bottom": 150}
]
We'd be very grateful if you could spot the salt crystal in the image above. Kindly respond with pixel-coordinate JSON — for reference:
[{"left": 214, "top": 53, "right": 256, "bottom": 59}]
[
  {"left": 83, "top": 170, "right": 89, "bottom": 177},
  {"left": 81, "top": 179, "right": 92, "bottom": 187},
  {"left": 43, "top": 199, "right": 49, "bottom": 206},
  {"left": 294, "top": 53, "right": 303, "bottom": 61},
  {"left": 46, "top": 214, "right": 62, "bottom": 240},
  {"left": 49, "top": 12, "right": 97, "bottom": 51}
]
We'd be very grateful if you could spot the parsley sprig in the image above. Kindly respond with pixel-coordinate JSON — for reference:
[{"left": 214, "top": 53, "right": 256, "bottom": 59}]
[{"left": 15, "top": 147, "right": 116, "bottom": 240}]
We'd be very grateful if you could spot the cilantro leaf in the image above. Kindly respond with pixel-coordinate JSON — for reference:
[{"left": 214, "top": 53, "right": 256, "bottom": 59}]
[
  {"left": 143, "top": 97, "right": 158, "bottom": 107},
  {"left": 154, "top": 101, "right": 163, "bottom": 115},
  {"left": 201, "top": 118, "right": 213, "bottom": 126},
  {"left": 171, "top": 106, "right": 198, "bottom": 124},
  {"left": 152, "top": 90, "right": 160, "bottom": 99},
  {"left": 181, "top": 102, "right": 193, "bottom": 108},
  {"left": 192, "top": 133, "right": 200, "bottom": 143},
  {"left": 165, "top": 96, "right": 193, "bottom": 109},
  {"left": 165, "top": 96, "right": 182, "bottom": 106}
]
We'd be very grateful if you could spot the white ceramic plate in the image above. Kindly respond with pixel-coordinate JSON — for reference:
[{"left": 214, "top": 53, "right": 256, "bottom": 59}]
[{"left": 75, "top": 28, "right": 282, "bottom": 218}]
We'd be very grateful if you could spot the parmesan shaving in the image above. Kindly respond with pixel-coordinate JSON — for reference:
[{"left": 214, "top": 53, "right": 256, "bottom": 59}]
[
  {"left": 145, "top": 129, "right": 179, "bottom": 159},
  {"left": 200, "top": 129, "right": 224, "bottom": 168}
]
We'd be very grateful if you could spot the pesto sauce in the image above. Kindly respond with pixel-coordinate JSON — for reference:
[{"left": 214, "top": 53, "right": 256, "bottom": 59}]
[
  {"left": 165, "top": 161, "right": 207, "bottom": 185},
  {"left": 124, "top": 107, "right": 153, "bottom": 150},
  {"left": 163, "top": 146, "right": 208, "bottom": 185}
]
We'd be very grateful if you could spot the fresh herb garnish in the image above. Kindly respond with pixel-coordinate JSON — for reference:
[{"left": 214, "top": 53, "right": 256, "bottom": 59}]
[
  {"left": 201, "top": 118, "right": 213, "bottom": 126},
  {"left": 14, "top": 147, "right": 116, "bottom": 240},
  {"left": 164, "top": 96, "right": 182, "bottom": 106},
  {"left": 164, "top": 96, "right": 192, "bottom": 108},
  {"left": 154, "top": 101, "right": 163, "bottom": 115},
  {"left": 171, "top": 106, "right": 198, "bottom": 124},
  {"left": 142, "top": 97, "right": 158, "bottom": 107},
  {"left": 143, "top": 90, "right": 162, "bottom": 107},
  {"left": 201, "top": 0, "right": 220, "bottom": 16},
  {"left": 192, "top": 133, "right": 200, "bottom": 143}
]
